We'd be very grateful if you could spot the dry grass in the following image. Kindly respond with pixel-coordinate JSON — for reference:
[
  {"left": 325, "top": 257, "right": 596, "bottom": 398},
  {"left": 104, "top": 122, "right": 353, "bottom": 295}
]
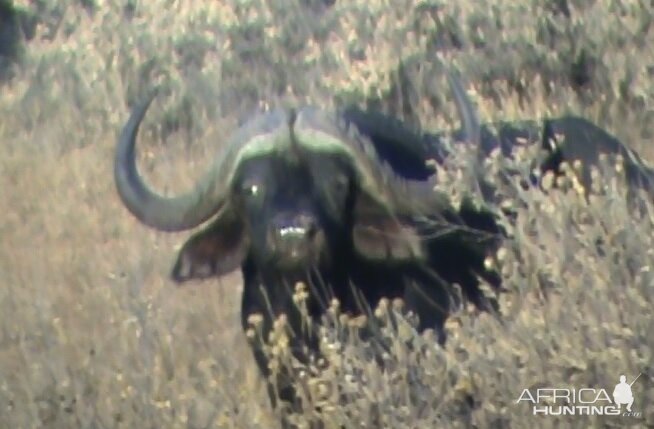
[{"left": 1, "top": 0, "right": 653, "bottom": 427}]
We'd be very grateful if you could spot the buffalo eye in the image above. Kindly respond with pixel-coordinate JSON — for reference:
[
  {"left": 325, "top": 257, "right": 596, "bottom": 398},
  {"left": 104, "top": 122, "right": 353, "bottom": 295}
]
[
  {"left": 239, "top": 179, "right": 265, "bottom": 202},
  {"left": 243, "top": 184, "right": 260, "bottom": 196}
]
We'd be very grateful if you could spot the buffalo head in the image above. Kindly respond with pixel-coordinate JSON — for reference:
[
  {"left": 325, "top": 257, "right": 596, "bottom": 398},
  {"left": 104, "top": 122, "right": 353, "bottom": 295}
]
[{"left": 114, "top": 75, "right": 480, "bottom": 287}]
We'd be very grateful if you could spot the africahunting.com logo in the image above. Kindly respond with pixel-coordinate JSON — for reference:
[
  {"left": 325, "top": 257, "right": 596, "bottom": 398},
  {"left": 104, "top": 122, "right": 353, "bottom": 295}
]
[{"left": 516, "top": 374, "right": 643, "bottom": 418}]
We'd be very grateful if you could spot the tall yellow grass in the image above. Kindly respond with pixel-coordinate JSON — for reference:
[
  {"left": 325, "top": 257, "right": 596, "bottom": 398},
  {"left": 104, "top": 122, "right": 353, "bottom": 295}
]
[{"left": 1, "top": 1, "right": 652, "bottom": 427}]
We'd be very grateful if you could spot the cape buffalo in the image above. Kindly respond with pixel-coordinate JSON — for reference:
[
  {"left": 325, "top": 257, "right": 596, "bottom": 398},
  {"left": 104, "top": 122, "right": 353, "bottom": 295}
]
[{"left": 114, "top": 74, "right": 501, "bottom": 418}]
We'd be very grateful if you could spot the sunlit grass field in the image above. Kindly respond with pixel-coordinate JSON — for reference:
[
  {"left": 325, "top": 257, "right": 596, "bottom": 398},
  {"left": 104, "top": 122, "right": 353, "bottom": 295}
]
[{"left": 1, "top": 1, "right": 653, "bottom": 427}]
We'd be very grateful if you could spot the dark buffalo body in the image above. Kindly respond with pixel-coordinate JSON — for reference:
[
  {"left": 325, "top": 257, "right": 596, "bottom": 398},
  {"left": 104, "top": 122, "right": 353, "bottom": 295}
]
[
  {"left": 114, "top": 78, "right": 501, "bottom": 415},
  {"left": 114, "top": 72, "right": 654, "bottom": 419},
  {"left": 344, "top": 102, "right": 654, "bottom": 202},
  {"left": 475, "top": 116, "right": 654, "bottom": 194}
]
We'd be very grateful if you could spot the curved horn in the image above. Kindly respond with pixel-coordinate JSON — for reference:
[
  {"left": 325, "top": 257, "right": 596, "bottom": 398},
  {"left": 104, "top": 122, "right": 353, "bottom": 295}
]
[
  {"left": 447, "top": 70, "right": 481, "bottom": 150},
  {"left": 447, "top": 70, "right": 487, "bottom": 197},
  {"left": 114, "top": 89, "right": 291, "bottom": 232}
]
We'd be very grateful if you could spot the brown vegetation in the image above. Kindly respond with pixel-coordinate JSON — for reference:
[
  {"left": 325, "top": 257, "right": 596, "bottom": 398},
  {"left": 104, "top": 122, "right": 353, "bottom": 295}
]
[{"left": 1, "top": 0, "right": 652, "bottom": 427}]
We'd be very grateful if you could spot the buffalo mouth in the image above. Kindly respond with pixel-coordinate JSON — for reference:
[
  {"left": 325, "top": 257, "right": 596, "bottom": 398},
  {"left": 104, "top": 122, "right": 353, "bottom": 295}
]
[{"left": 266, "top": 226, "right": 327, "bottom": 271}]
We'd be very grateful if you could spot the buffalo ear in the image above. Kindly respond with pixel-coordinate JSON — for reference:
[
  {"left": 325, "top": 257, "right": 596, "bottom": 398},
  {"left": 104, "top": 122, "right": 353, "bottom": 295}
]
[
  {"left": 352, "top": 193, "right": 425, "bottom": 262},
  {"left": 171, "top": 210, "right": 249, "bottom": 283}
]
